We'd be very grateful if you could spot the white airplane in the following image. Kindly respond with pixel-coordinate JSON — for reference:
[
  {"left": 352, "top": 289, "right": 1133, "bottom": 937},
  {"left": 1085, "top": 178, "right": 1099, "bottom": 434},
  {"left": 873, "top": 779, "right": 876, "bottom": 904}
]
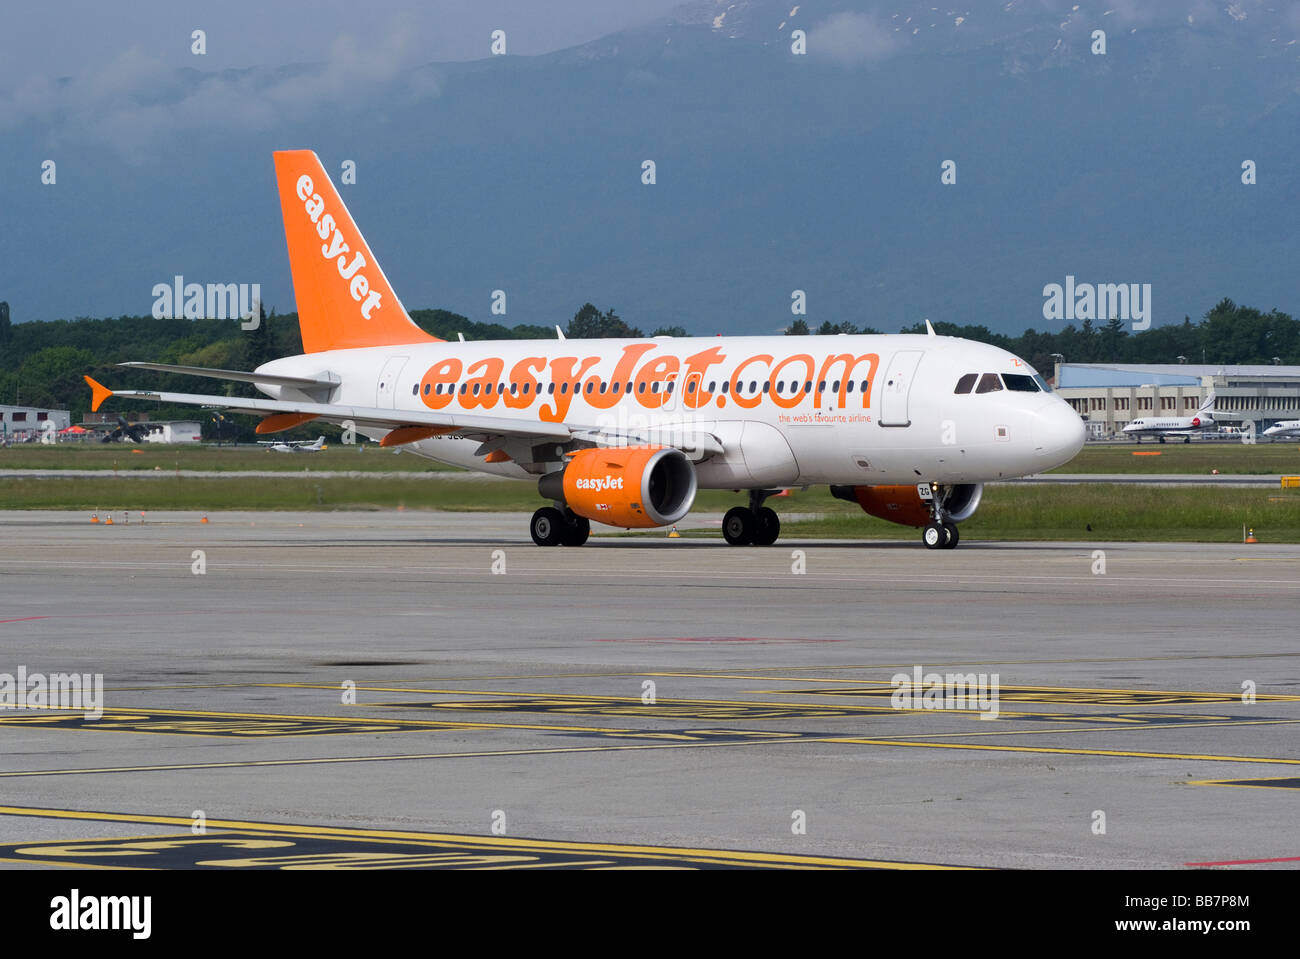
[
  {"left": 1262, "top": 420, "right": 1300, "bottom": 440},
  {"left": 260, "top": 435, "right": 326, "bottom": 453},
  {"left": 1121, "top": 394, "right": 1216, "bottom": 443},
  {"left": 84, "top": 150, "right": 1085, "bottom": 550}
]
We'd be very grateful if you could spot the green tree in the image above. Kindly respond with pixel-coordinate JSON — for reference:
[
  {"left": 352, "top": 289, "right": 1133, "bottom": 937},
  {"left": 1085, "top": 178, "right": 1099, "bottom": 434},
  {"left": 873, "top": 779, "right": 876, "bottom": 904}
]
[
  {"left": 1099, "top": 317, "right": 1126, "bottom": 362},
  {"left": 242, "top": 301, "right": 274, "bottom": 369},
  {"left": 816, "top": 320, "right": 861, "bottom": 335},
  {"left": 567, "top": 303, "right": 642, "bottom": 338},
  {"left": 785, "top": 319, "right": 809, "bottom": 335}
]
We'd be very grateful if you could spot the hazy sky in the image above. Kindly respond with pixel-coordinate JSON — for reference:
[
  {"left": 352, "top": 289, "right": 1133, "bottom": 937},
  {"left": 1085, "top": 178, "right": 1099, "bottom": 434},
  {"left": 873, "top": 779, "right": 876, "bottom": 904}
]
[{"left": 0, "top": 0, "right": 687, "bottom": 86}]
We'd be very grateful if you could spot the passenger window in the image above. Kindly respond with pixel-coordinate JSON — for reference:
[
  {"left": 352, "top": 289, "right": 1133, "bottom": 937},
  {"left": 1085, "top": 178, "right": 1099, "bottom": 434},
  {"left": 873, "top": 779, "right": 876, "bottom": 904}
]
[
  {"left": 954, "top": 373, "right": 977, "bottom": 394},
  {"left": 975, "top": 373, "right": 1003, "bottom": 394}
]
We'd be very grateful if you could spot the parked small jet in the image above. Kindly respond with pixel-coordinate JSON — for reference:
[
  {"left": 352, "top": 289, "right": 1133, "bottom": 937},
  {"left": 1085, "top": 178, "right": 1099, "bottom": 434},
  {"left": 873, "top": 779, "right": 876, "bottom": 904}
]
[
  {"left": 1122, "top": 394, "right": 1216, "bottom": 443},
  {"left": 1262, "top": 420, "right": 1300, "bottom": 440}
]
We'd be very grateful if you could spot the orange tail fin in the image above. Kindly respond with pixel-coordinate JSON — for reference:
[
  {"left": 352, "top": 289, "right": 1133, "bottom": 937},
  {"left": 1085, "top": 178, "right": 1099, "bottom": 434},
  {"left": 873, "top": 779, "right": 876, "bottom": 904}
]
[{"left": 273, "top": 150, "right": 439, "bottom": 353}]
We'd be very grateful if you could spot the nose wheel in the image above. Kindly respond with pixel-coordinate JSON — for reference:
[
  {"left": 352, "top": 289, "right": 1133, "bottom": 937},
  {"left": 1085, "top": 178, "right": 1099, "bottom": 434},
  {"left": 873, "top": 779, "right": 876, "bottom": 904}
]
[
  {"left": 922, "top": 484, "right": 961, "bottom": 549},
  {"left": 922, "top": 521, "right": 959, "bottom": 549}
]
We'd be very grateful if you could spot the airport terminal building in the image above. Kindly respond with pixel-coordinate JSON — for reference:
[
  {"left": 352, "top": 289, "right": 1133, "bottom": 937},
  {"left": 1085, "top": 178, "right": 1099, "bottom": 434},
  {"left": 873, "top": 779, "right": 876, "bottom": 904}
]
[{"left": 1052, "top": 362, "right": 1300, "bottom": 438}]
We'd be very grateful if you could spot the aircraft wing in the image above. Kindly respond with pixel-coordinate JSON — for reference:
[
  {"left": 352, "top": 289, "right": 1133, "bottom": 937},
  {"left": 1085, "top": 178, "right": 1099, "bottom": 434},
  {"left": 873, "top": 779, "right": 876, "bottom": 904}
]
[{"left": 84, "top": 376, "right": 724, "bottom": 457}]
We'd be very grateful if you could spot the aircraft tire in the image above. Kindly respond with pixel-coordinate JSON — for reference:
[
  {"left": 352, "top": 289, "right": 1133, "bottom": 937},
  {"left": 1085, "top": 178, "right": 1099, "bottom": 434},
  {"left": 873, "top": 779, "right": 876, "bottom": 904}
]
[
  {"left": 723, "top": 506, "right": 754, "bottom": 546},
  {"left": 531, "top": 507, "right": 565, "bottom": 546},
  {"left": 560, "top": 513, "right": 590, "bottom": 547},
  {"left": 752, "top": 507, "right": 780, "bottom": 546}
]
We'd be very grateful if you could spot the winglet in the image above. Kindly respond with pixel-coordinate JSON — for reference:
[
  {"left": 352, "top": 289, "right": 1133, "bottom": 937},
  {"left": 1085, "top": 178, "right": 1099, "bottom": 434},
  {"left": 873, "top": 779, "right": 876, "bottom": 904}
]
[
  {"left": 924, "top": 319, "right": 936, "bottom": 337},
  {"left": 84, "top": 375, "right": 113, "bottom": 412}
]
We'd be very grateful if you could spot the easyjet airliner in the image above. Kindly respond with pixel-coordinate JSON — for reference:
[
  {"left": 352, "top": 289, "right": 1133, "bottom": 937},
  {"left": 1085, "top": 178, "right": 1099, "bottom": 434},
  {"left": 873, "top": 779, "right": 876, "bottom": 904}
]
[{"left": 85, "top": 150, "right": 1086, "bottom": 549}]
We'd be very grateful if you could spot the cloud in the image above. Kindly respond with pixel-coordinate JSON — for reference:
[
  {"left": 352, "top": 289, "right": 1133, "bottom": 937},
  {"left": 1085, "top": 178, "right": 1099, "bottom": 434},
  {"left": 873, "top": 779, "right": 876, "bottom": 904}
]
[
  {"left": 807, "top": 12, "right": 896, "bottom": 66},
  {"left": 0, "top": 15, "right": 439, "bottom": 164}
]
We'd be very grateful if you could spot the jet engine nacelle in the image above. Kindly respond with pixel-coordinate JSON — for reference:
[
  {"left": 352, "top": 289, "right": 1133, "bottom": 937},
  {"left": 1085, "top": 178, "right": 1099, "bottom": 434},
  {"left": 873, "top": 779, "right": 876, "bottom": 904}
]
[
  {"left": 539, "top": 445, "right": 697, "bottom": 529},
  {"left": 830, "top": 483, "right": 983, "bottom": 528}
]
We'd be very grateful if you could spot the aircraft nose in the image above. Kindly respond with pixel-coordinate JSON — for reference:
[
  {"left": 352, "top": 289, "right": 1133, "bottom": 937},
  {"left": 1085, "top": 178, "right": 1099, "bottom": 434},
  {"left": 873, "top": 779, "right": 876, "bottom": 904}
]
[{"left": 1031, "top": 401, "right": 1086, "bottom": 465}]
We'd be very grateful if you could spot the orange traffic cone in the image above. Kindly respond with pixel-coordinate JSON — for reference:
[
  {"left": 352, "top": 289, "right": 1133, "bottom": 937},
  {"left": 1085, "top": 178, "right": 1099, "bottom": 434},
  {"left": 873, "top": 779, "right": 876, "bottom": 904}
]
[
  {"left": 90, "top": 513, "right": 99, "bottom": 523},
  {"left": 105, "top": 516, "right": 114, "bottom": 525},
  {"left": 200, "top": 514, "right": 209, "bottom": 524},
  {"left": 668, "top": 526, "right": 681, "bottom": 538},
  {"left": 1245, "top": 528, "right": 1257, "bottom": 544}
]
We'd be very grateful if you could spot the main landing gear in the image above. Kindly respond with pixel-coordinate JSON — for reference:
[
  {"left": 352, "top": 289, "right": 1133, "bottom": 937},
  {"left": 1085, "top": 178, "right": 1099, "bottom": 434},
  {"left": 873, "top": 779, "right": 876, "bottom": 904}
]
[
  {"left": 722, "top": 489, "right": 781, "bottom": 546},
  {"left": 530, "top": 506, "right": 590, "bottom": 546},
  {"left": 922, "top": 484, "right": 961, "bottom": 550}
]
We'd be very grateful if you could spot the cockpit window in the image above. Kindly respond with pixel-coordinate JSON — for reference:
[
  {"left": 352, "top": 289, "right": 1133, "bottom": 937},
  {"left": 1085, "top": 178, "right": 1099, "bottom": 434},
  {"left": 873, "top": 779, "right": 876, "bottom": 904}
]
[
  {"left": 1032, "top": 374, "right": 1051, "bottom": 392},
  {"left": 954, "top": 373, "right": 977, "bottom": 394},
  {"left": 975, "top": 373, "right": 1003, "bottom": 394},
  {"left": 1002, "top": 373, "right": 1040, "bottom": 392}
]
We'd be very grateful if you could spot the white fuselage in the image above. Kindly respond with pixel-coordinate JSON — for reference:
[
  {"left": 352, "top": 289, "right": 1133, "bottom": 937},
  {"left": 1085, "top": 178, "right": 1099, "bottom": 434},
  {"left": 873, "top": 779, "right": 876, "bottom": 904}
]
[
  {"left": 1122, "top": 414, "right": 1214, "bottom": 438},
  {"left": 1263, "top": 420, "right": 1300, "bottom": 439},
  {"left": 255, "top": 333, "right": 1085, "bottom": 486}
]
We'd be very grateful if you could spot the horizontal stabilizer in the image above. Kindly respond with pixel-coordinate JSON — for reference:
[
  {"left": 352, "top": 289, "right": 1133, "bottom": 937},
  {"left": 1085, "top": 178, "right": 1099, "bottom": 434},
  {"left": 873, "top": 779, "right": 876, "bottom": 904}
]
[
  {"left": 118, "top": 362, "right": 337, "bottom": 390},
  {"left": 93, "top": 384, "right": 572, "bottom": 444}
]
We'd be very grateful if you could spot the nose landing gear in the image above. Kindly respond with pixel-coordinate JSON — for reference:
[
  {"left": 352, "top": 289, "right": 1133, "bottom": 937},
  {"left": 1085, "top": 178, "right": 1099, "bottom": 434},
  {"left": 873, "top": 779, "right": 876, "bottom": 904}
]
[{"left": 922, "top": 485, "right": 961, "bottom": 550}]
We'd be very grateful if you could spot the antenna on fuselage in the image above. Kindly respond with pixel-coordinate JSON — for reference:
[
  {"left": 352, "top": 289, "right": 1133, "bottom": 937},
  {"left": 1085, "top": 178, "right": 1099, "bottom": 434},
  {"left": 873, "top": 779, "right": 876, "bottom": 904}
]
[
  {"left": 555, "top": 326, "right": 566, "bottom": 340},
  {"left": 924, "top": 318, "right": 936, "bottom": 337}
]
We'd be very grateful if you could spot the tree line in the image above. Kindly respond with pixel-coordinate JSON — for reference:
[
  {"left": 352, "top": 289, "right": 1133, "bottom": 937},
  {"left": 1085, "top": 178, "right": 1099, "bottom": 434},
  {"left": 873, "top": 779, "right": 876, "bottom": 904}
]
[{"left": 0, "top": 297, "right": 1293, "bottom": 438}]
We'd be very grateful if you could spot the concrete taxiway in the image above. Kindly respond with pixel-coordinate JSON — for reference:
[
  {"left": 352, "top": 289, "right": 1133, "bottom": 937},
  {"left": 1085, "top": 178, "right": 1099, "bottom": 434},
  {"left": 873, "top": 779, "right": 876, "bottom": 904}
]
[{"left": 0, "top": 510, "right": 1296, "bottom": 869}]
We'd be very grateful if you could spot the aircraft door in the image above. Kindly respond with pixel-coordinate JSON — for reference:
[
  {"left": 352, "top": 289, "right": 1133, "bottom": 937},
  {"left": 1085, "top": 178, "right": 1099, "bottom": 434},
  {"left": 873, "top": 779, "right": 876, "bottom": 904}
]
[
  {"left": 376, "top": 356, "right": 408, "bottom": 408},
  {"left": 879, "top": 350, "right": 923, "bottom": 427}
]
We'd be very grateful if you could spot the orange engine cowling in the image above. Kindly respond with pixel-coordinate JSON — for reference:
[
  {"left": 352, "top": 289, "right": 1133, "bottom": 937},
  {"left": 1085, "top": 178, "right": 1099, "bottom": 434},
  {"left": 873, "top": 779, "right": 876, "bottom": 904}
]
[
  {"left": 830, "top": 484, "right": 983, "bottom": 528},
  {"left": 541, "top": 446, "right": 697, "bottom": 529}
]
